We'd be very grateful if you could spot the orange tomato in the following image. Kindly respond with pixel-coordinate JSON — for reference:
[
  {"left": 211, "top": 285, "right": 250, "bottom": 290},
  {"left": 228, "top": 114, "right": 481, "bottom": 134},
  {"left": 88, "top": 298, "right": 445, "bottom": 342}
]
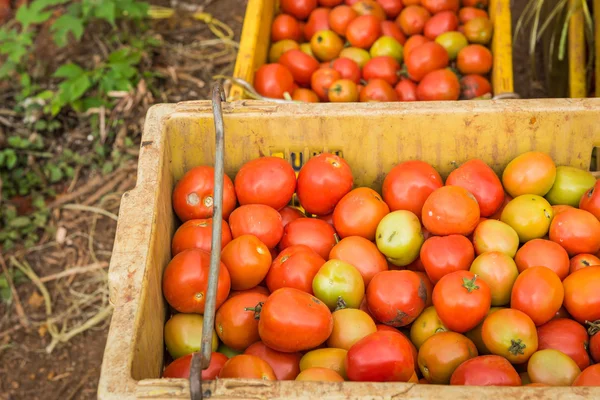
[
  {"left": 514, "top": 239, "right": 570, "bottom": 280},
  {"left": 549, "top": 208, "right": 600, "bottom": 256},
  {"left": 421, "top": 186, "right": 480, "bottom": 236},
  {"left": 510, "top": 266, "right": 564, "bottom": 326}
]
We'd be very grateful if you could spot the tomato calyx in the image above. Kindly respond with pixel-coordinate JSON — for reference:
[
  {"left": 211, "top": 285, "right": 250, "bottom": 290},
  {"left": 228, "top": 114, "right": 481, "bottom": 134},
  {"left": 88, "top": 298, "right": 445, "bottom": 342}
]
[
  {"left": 244, "top": 301, "right": 265, "bottom": 320},
  {"left": 335, "top": 296, "right": 348, "bottom": 311},
  {"left": 462, "top": 275, "right": 480, "bottom": 293},
  {"left": 334, "top": 233, "right": 340, "bottom": 244},
  {"left": 508, "top": 338, "right": 526, "bottom": 356},
  {"left": 586, "top": 320, "right": 600, "bottom": 336}
]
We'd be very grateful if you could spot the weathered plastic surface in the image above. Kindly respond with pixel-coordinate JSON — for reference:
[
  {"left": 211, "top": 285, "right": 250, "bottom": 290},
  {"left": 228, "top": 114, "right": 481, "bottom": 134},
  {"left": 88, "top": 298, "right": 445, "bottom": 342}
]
[
  {"left": 98, "top": 99, "right": 600, "bottom": 399},
  {"left": 230, "top": 0, "right": 514, "bottom": 100}
]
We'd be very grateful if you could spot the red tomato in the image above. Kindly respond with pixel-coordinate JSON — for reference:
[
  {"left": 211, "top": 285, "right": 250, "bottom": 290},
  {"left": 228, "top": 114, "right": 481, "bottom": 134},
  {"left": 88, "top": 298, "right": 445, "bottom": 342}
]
[
  {"left": 352, "top": 0, "right": 387, "bottom": 20},
  {"left": 346, "top": 331, "right": 415, "bottom": 382},
  {"left": 420, "top": 235, "right": 475, "bottom": 284},
  {"left": 580, "top": 180, "right": 600, "bottom": 220},
  {"left": 562, "top": 266, "right": 600, "bottom": 324},
  {"left": 549, "top": 208, "right": 600, "bottom": 256},
  {"left": 422, "top": 186, "right": 480, "bottom": 236},
  {"left": 423, "top": 10, "right": 458, "bottom": 39},
  {"left": 317, "top": 212, "right": 334, "bottom": 226},
  {"left": 304, "top": 8, "right": 331, "bottom": 41},
  {"left": 228, "top": 205, "right": 284, "bottom": 249},
  {"left": 449, "top": 355, "right": 521, "bottom": 386},
  {"left": 256, "top": 287, "right": 333, "bottom": 352},
  {"left": 363, "top": 56, "right": 401, "bottom": 85},
  {"left": 310, "top": 67, "right": 342, "bottom": 101},
  {"left": 514, "top": 239, "right": 570, "bottom": 280},
  {"left": 218, "top": 354, "right": 276, "bottom": 379},
  {"left": 331, "top": 57, "right": 361, "bottom": 83},
  {"left": 421, "top": 0, "right": 459, "bottom": 13},
  {"left": 570, "top": 253, "right": 600, "bottom": 273},
  {"left": 359, "top": 79, "right": 399, "bottom": 101},
  {"left": 171, "top": 218, "right": 232, "bottom": 256},
  {"left": 215, "top": 291, "right": 268, "bottom": 351},
  {"left": 367, "top": 270, "right": 427, "bottom": 327},
  {"left": 457, "top": 44, "right": 492, "bottom": 75},
  {"left": 458, "top": 7, "right": 489, "bottom": 24},
  {"left": 432, "top": 270, "right": 491, "bottom": 332},
  {"left": 382, "top": 160, "right": 443, "bottom": 217},
  {"left": 377, "top": 0, "right": 403, "bottom": 18},
  {"left": 266, "top": 244, "right": 326, "bottom": 294},
  {"left": 416, "top": 68, "right": 460, "bottom": 100},
  {"left": 278, "top": 49, "right": 320, "bottom": 86},
  {"left": 320, "top": 0, "right": 344, "bottom": 5},
  {"left": 405, "top": 41, "right": 449, "bottom": 81},
  {"left": 234, "top": 156, "right": 296, "bottom": 210},
  {"left": 162, "top": 249, "right": 231, "bottom": 314},
  {"left": 460, "top": 74, "right": 492, "bottom": 99},
  {"left": 279, "top": 206, "right": 305, "bottom": 227},
  {"left": 590, "top": 330, "right": 600, "bottom": 363},
  {"left": 244, "top": 341, "right": 302, "bottom": 380},
  {"left": 394, "top": 79, "right": 418, "bottom": 101},
  {"left": 279, "top": 218, "right": 337, "bottom": 259},
  {"left": 396, "top": 5, "right": 430, "bottom": 36},
  {"left": 381, "top": 20, "right": 406, "bottom": 44},
  {"left": 329, "top": 5, "right": 358, "bottom": 36},
  {"left": 403, "top": 34, "right": 431, "bottom": 59},
  {"left": 537, "top": 318, "right": 590, "bottom": 371},
  {"left": 272, "top": 14, "right": 303, "bottom": 42},
  {"left": 511, "top": 266, "right": 564, "bottom": 326},
  {"left": 446, "top": 159, "right": 504, "bottom": 217},
  {"left": 172, "top": 166, "right": 237, "bottom": 222},
  {"left": 221, "top": 235, "right": 272, "bottom": 291},
  {"left": 572, "top": 364, "right": 600, "bottom": 386},
  {"left": 333, "top": 187, "right": 389, "bottom": 240},
  {"left": 162, "top": 352, "right": 228, "bottom": 380},
  {"left": 346, "top": 15, "right": 382, "bottom": 49},
  {"left": 254, "top": 64, "right": 295, "bottom": 99},
  {"left": 329, "top": 236, "right": 388, "bottom": 286},
  {"left": 461, "top": 0, "right": 488, "bottom": 8},
  {"left": 296, "top": 153, "right": 353, "bottom": 215},
  {"left": 281, "top": 0, "right": 318, "bottom": 20}
]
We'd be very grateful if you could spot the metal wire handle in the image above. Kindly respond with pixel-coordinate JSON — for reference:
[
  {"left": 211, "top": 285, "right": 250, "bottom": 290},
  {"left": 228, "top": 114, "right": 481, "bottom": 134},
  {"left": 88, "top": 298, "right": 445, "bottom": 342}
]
[{"left": 189, "top": 83, "right": 227, "bottom": 400}]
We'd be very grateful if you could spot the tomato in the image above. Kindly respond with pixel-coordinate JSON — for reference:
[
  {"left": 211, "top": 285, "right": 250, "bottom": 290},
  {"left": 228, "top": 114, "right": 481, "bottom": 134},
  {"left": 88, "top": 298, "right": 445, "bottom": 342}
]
[
  {"left": 405, "top": 41, "right": 449, "bottom": 81},
  {"left": 445, "top": 160, "right": 503, "bottom": 216},
  {"left": 502, "top": 152, "right": 556, "bottom": 197},
  {"left": 527, "top": 349, "right": 581, "bottom": 386},
  {"left": 511, "top": 266, "right": 564, "bottom": 326},
  {"left": 304, "top": 8, "right": 331, "bottom": 41},
  {"left": 269, "top": 39, "right": 300, "bottom": 63},
  {"left": 422, "top": 186, "right": 480, "bottom": 236},
  {"left": 396, "top": 6, "right": 430, "bottom": 36},
  {"left": 333, "top": 187, "right": 389, "bottom": 240},
  {"left": 450, "top": 355, "right": 521, "bottom": 386},
  {"left": 546, "top": 167, "right": 596, "bottom": 207},
  {"left": 362, "top": 56, "right": 401, "bottom": 86},
  {"left": 320, "top": 0, "right": 344, "bottom": 5},
  {"left": 537, "top": 318, "right": 590, "bottom": 371},
  {"left": 312, "top": 259, "right": 365, "bottom": 309},
  {"left": 459, "top": 7, "right": 489, "bottom": 23},
  {"left": 279, "top": 206, "right": 305, "bottom": 228},
  {"left": 514, "top": 239, "right": 570, "bottom": 280},
  {"left": 573, "top": 364, "right": 600, "bottom": 386},
  {"left": 266, "top": 245, "right": 325, "bottom": 294},
  {"left": 500, "top": 195, "right": 553, "bottom": 243},
  {"left": 327, "top": 308, "right": 377, "bottom": 350},
  {"left": 346, "top": 331, "right": 415, "bottom": 382},
  {"left": 215, "top": 291, "right": 267, "bottom": 351},
  {"left": 346, "top": 15, "right": 382, "bottom": 49},
  {"left": 421, "top": 0, "right": 459, "bottom": 13},
  {"left": 367, "top": 270, "right": 426, "bottom": 327},
  {"left": 171, "top": 218, "right": 231, "bottom": 257},
  {"left": 164, "top": 314, "right": 218, "bottom": 359},
  {"left": 472, "top": 219, "right": 519, "bottom": 257},
  {"left": 403, "top": 34, "right": 431, "bottom": 59},
  {"left": 229, "top": 204, "right": 283, "bottom": 249},
  {"left": 292, "top": 88, "right": 320, "bottom": 102},
  {"left": 281, "top": 0, "right": 318, "bottom": 19},
  {"left": 297, "top": 153, "right": 353, "bottom": 215},
  {"left": 549, "top": 208, "right": 600, "bottom": 255},
  {"left": 163, "top": 249, "right": 230, "bottom": 314},
  {"left": 328, "top": 78, "right": 359, "bottom": 102},
  {"left": 330, "top": 57, "right": 361, "bottom": 83},
  {"left": 218, "top": 354, "right": 276, "bottom": 379},
  {"left": 394, "top": 79, "right": 418, "bottom": 101},
  {"left": 329, "top": 236, "right": 388, "bottom": 286},
  {"left": 570, "top": 253, "right": 600, "bottom": 273},
  {"left": 310, "top": 67, "right": 341, "bottom": 101},
  {"left": 416, "top": 68, "right": 460, "bottom": 101},
  {"left": 280, "top": 218, "right": 336, "bottom": 259},
  {"left": 278, "top": 51, "right": 319, "bottom": 87},
  {"left": 591, "top": 329, "right": 600, "bottom": 363},
  {"left": 375, "top": 210, "right": 424, "bottom": 267},
  {"left": 254, "top": 63, "right": 296, "bottom": 99},
  {"left": 382, "top": 160, "right": 443, "bottom": 217},
  {"left": 220, "top": 235, "right": 271, "bottom": 291},
  {"left": 463, "top": 17, "right": 493, "bottom": 45},
  {"left": 218, "top": 343, "right": 242, "bottom": 358},
  {"left": 562, "top": 266, "right": 600, "bottom": 324},
  {"left": 423, "top": 11, "right": 458, "bottom": 40},
  {"left": 414, "top": 271, "right": 434, "bottom": 307},
  {"left": 310, "top": 30, "right": 344, "bottom": 61},
  {"left": 339, "top": 47, "right": 371, "bottom": 67},
  {"left": 456, "top": 44, "right": 492, "bottom": 75},
  {"left": 300, "top": 348, "right": 347, "bottom": 378},
  {"left": 580, "top": 180, "right": 600, "bottom": 220},
  {"left": 481, "top": 308, "right": 538, "bottom": 364},
  {"left": 244, "top": 341, "right": 302, "bottom": 380},
  {"left": 359, "top": 78, "right": 399, "bottom": 101},
  {"left": 469, "top": 252, "right": 518, "bottom": 306},
  {"left": 460, "top": 74, "right": 492, "bottom": 99},
  {"left": 462, "top": 0, "right": 488, "bottom": 7},
  {"left": 464, "top": 307, "right": 504, "bottom": 355},
  {"left": 272, "top": 14, "right": 303, "bottom": 42},
  {"left": 418, "top": 332, "right": 478, "bottom": 384},
  {"left": 380, "top": 20, "right": 406, "bottom": 44},
  {"left": 162, "top": 352, "right": 227, "bottom": 380},
  {"left": 172, "top": 166, "right": 236, "bottom": 222},
  {"left": 296, "top": 367, "right": 345, "bottom": 381},
  {"left": 420, "top": 235, "right": 474, "bottom": 284},
  {"left": 409, "top": 306, "right": 448, "bottom": 349},
  {"left": 376, "top": 0, "right": 403, "bottom": 18},
  {"left": 434, "top": 31, "right": 468, "bottom": 60},
  {"left": 329, "top": 5, "right": 358, "bottom": 36},
  {"left": 352, "top": 0, "right": 387, "bottom": 20}
]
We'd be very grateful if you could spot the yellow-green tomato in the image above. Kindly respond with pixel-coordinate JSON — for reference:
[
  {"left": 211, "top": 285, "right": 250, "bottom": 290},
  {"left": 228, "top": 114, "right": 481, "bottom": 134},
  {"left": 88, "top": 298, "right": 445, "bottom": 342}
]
[
  {"left": 544, "top": 166, "right": 596, "bottom": 207},
  {"left": 370, "top": 36, "right": 404, "bottom": 63},
  {"left": 164, "top": 313, "right": 218, "bottom": 359},
  {"left": 469, "top": 252, "right": 519, "bottom": 306},
  {"left": 500, "top": 195, "right": 554, "bottom": 242},
  {"left": 268, "top": 39, "right": 299, "bottom": 63},
  {"left": 472, "top": 219, "right": 520, "bottom": 257},
  {"left": 339, "top": 47, "right": 371, "bottom": 68},
  {"left": 217, "top": 343, "right": 242, "bottom": 358},
  {"left": 435, "top": 31, "right": 468, "bottom": 60},
  {"left": 299, "top": 348, "right": 348, "bottom": 379},
  {"left": 410, "top": 306, "right": 448, "bottom": 350},
  {"left": 310, "top": 30, "right": 344, "bottom": 61},
  {"left": 299, "top": 43, "right": 314, "bottom": 57},
  {"left": 327, "top": 308, "right": 377, "bottom": 350},
  {"left": 527, "top": 349, "right": 581, "bottom": 386},
  {"left": 312, "top": 259, "right": 365, "bottom": 310},
  {"left": 376, "top": 210, "right": 424, "bottom": 266}
]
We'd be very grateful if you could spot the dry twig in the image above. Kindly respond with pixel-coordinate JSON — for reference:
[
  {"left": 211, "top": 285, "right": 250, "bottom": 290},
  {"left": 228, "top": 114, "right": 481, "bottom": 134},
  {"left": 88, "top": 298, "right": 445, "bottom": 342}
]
[
  {"left": 0, "top": 253, "right": 30, "bottom": 328},
  {"left": 39, "top": 262, "right": 109, "bottom": 283}
]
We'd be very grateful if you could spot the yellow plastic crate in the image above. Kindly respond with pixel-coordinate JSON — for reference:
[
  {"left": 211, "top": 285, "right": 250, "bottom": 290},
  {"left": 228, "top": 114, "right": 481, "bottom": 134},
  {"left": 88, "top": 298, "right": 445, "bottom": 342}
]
[
  {"left": 98, "top": 98, "right": 600, "bottom": 399},
  {"left": 230, "top": 0, "right": 514, "bottom": 100},
  {"left": 568, "top": 0, "right": 600, "bottom": 98}
]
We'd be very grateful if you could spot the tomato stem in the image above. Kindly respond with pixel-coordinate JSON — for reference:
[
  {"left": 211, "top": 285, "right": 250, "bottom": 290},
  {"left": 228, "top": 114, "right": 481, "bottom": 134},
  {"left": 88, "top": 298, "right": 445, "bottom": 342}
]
[
  {"left": 333, "top": 233, "right": 340, "bottom": 244},
  {"left": 244, "top": 302, "right": 264, "bottom": 320},
  {"left": 462, "top": 275, "right": 480, "bottom": 293},
  {"left": 334, "top": 296, "right": 347, "bottom": 311},
  {"left": 586, "top": 320, "right": 600, "bottom": 336},
  {"left": 508, "top": 339, "right": 526, "bottom": 355}
]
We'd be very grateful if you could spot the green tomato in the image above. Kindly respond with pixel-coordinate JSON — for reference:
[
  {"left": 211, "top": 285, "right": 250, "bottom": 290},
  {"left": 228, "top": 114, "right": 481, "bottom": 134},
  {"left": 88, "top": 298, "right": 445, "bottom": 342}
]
[
  {"left": 312, "top": 259, "right": 365, "bottom": 310},
  {"left": 299, "top": 43, "right": 315, "bottom": 57},
  {"left": 339, "top": 47, "right": 371, "bottom": 68},
  {"left": 217, "top": 343, "right": 242, "bottom": 358},
  {"left": 370, "top": 36, "right": 404, "bottom": 63},
  {"left": 500, "top": 195, "right": 554, "bottom": 242},
  {"left": 375, "top": 210, "right": 424, "bottom": 266},
  {"left": 435, "top": 31, "right": 468, "bottom": 60},
  {"left": 164, "top": 313, "right": 218, "bottom": 359},
  {"left": 544, "top": 166, "right": 596, "bottom": 207}
]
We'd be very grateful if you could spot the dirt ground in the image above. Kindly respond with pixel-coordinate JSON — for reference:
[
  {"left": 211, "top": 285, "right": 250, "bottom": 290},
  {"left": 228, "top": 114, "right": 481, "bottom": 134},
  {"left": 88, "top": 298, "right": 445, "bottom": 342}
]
[{"left": 0, "top": 0, "right": 548, "bottom": 399}]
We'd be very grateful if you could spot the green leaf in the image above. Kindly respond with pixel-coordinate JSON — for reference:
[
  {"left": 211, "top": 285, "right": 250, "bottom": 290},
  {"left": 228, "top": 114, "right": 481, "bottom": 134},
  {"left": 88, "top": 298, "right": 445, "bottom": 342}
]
[
  {"left": 8, "top": 216, "right": 31, "bottom": 228},
  {"left": 93, "top": 2, "right": 116, "bottom": 25},
  {"left": 54, "top": 62, "right": 84, "bottom": 79},
  {"left": 110, "top": 63, "right": 137, "bottom": 79},
  {"left": 108, "top": 48, "right": 130, "bottom": 63},
  {"left": 51, "top": 14, "right": 85, "bottom": 47},
  {"left": 5, "top": 150, "right": 17, "bottom": 169},
  {"left": 15, "top": 0, "right": 69, "bottom": 29}
]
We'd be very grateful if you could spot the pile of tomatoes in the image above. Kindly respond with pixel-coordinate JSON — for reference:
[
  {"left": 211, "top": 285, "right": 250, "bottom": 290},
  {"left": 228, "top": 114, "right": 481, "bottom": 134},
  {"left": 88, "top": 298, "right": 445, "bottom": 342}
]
[
  {"left": 161, "top": 151, "right": 600, "bottom": 387},
  {"left": 253, "top": 0, "right": 495, "bottom": 102}
]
